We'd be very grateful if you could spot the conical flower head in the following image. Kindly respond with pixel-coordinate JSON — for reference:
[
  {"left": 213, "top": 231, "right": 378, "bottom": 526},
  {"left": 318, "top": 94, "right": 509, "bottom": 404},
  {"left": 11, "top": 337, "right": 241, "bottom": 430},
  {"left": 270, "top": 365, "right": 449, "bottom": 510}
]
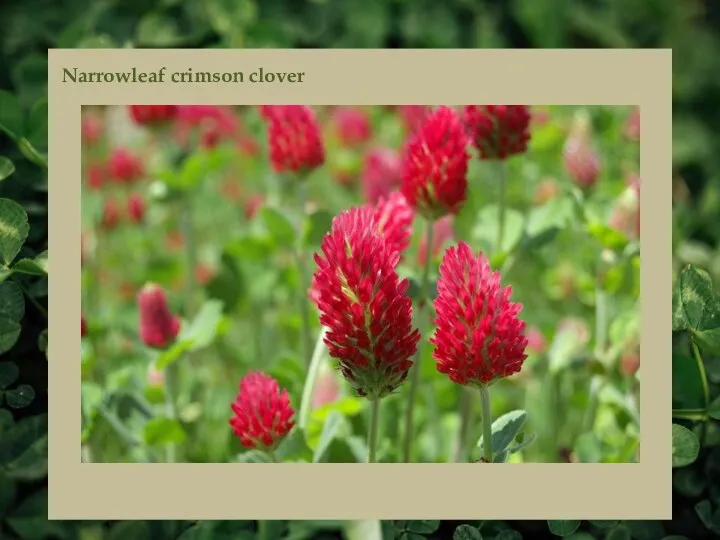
[
  {"left": 331, "top": 107, "right": 372, "bottom": 147},
  {"left": 372, "top": 191, "right": 415, "bottom": 257},
  {"left": 400, "top": 106, "right": 469, "bottom": 220},
  {"left": 87, "top": 163, "right": 105, "bottom": 191},
  {"left": 127, "top": 193, "right": 145, "bottom": 223},
  {"left": 463, "top": 105, "right": 532, "bottom": 160},
  {"left": 311, "top": 206, "right": 421, "bottom": 399},
  {"left": 128, "top": 105, "right": 178, "bottom": 127},
  {"left": 431, "top": 242, "right": 528, "bottom": 386},
  {"left": 101, "top": 197, "right": 121, "bottom": 230},
  {"left": 609, "top": 176, "right": 640, "bottom": 239},
  {"left": 108, "top": 148, "right": 144, "bottom": 184},
  {"left": 264, "top": 105, "right": 325, "bottom": 175},
  {"left": 82, "top": 113, "right": 104, "bottom": 147},
  {"left": 563, "top": 109, "right": 601, "bottom": 189},
  {"left": 229, "top": 371, "right": 295, "bottom": 450},
  {"left": 362, "top": 147, "right": 402, "bottom": 204},
  {"left": 308, "top": 194, "right": 414, "bottom": 305},
  {"left": 398, "top": 105, "right": 431, "bottom": 134},
  {"left": 174, "top": 105, "right": 238, "bottom": 149},
  {"left": 137, "top": 283, "right": 181, "bottom": 349}
]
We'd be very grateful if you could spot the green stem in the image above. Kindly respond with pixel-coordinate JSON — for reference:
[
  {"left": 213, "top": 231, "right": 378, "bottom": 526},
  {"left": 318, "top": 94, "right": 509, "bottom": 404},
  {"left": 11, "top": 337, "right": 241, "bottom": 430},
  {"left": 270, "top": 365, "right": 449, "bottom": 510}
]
[
  {"left": 689, "top": 336, "right": 711, "bottom": 445},
  {"left": 368, "top": 398, "right": 381, "bottom": 463},
  {"left": 13, "top": 277, "right": 48, "bottom": 319},
  {"left": 690, "top": 337, "right": 710, "bottom": 410},
  {"left": 581, "top": 376, "right": 603, "bottom": 433},
  {"left": 163, "top": 362, "right": 179, "bottom": 463},
  {"left": 253, "top": 300, "right": 264, "bottom": 363},
  {"left": 594, "top": 257, "right": 609, "bottom": 360},
  {"left": 546, "top": 372, "right": 561, "bottom": 461},
  {"left": 180, "top": 198, "right": 198, "bottom": 317},
  {"left": 402, "top": 218, "right": 435, "bottom": 463},
  {"left": 298, "top": 327, "right": 328, "bottom": 431},
  {"left": 672, "top": 409, "right": 708, "bottom": 422},
  {"left": 454, "top": 387, "right": 473, "bottom": 462},
  {"left": 296, "top": 180, "right": 313, "bottom": 369},
  {"left": 98, "top": 405, "right": 143, "bottom": 449},
  {"left": 258, "top": 521, "right": 271, "bottom": 540},
  {"left": 479, "top": 385, "right": 493, "bottom": 463},
  {"left": 163, "top": 197, "right": 198, "bottom": 463},
  {"left": 88, "top": 227, "right": 102, "bottom": 318},
  {"left": 496, "top": 161, "right": 507, "bottom": 256},
  {"left": 129, "top": 393, "right": 155, "bottom": 419}
]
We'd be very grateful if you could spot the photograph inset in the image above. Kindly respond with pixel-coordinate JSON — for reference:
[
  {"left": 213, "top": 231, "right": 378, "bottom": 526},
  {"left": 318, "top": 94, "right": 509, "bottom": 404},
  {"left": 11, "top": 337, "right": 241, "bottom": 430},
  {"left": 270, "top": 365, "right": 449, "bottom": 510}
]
[{"left": 80, "top": 104, "right": 640, "bottom": 464}]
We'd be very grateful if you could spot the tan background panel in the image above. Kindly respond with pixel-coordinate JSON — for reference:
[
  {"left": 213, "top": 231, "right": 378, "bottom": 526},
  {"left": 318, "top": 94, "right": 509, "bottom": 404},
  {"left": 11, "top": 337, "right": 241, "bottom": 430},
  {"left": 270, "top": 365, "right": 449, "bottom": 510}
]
[{"left": 49, "top": 48, "right": 672, "bottom": 520}]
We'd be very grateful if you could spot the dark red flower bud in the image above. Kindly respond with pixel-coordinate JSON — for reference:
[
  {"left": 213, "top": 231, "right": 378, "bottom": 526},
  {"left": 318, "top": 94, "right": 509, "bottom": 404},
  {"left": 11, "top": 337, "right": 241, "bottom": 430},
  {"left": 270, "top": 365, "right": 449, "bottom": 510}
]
[
  {"left": 108, "top": 148, "right": 144, "bottom": 184},
  {"left": 86, "top": 163, "right": 106, "bottom": 191},
  {"left": 128, "top": 105, "right": 178, "bottom": 127},
  {"left": 127, "top": 193, "right": 145, "bottom": 223},
  {"left": 101, "top": 198, "right": 121, "bottom": 230},
  {"left": 81, "top": 316, "right": 88, "bottom": 337},
  {"left": 463, "top": 105, "right": 532, "bottom": 160},
  {"left": 137, "top": 283, "right": 181, "bottom": 349},
  {"left": 82, "top": 113, "right": 104, "bottom": 147},
  {"left": 229, "top": 371, "right": 295, "bottom": 450}
]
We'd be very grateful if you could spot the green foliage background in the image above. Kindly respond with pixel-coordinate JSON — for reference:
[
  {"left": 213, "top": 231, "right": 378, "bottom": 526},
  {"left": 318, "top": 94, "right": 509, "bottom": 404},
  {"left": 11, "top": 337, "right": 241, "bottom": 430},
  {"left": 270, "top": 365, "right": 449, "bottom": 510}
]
[{"left": 1, "top": 0, "right": 719, "bottom": 538}]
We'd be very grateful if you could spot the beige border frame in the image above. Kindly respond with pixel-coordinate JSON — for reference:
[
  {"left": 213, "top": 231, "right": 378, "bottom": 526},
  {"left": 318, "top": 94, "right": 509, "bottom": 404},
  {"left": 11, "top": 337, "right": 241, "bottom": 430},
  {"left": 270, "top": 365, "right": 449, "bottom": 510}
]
[{"left": 49, "top": 49, "right": 672, "bottom": 520}]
